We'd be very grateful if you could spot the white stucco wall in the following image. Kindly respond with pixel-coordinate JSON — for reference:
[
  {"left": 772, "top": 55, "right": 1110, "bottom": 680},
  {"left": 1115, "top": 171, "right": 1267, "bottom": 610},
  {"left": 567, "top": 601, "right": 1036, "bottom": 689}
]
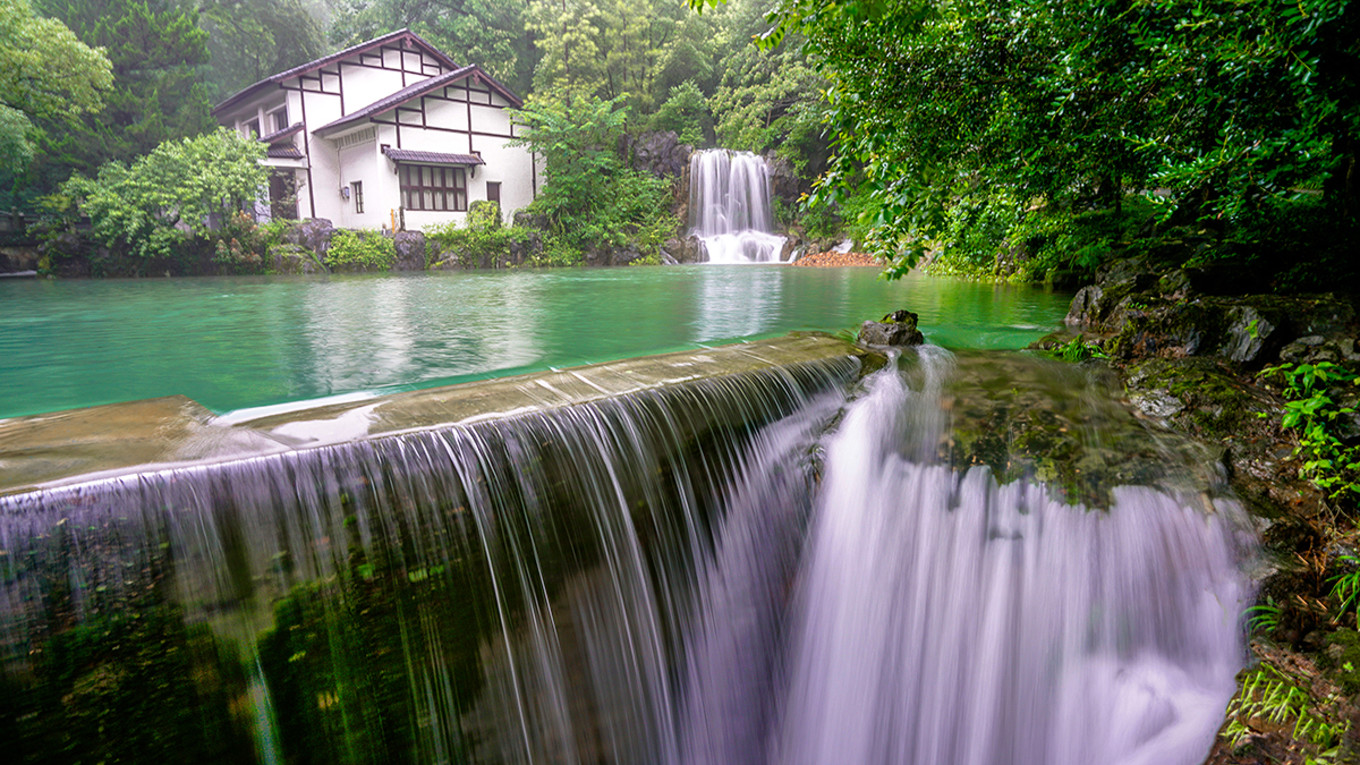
[{"left": 218, "top": 42, "right": 536, "bottom": 232}]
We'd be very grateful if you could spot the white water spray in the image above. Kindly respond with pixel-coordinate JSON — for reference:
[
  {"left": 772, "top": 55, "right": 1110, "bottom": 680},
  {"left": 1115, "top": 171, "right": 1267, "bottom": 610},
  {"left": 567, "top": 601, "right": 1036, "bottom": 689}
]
[
  {"left": 689, "top": 150, "right": 787, "bottom": 263},
  {"left": 676, "top": 352, "right": 1251, "bottom": 765}
]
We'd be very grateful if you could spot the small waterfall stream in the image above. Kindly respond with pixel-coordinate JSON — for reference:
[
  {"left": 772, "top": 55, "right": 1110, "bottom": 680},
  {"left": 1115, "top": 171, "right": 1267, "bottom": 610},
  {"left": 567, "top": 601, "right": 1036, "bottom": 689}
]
[
  {"left": 0, "top": 350, "right": 1250, "bottom": 764},
  {"left": 689, "top": 150, "right": 788, "bottom": 263}
]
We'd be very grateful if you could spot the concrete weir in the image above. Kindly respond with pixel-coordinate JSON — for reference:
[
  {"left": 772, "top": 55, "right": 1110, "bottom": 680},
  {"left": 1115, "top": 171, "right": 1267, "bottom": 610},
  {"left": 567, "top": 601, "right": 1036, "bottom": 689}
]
[{"left": 0, "top": 333, "right": 868, "bottom": 497}]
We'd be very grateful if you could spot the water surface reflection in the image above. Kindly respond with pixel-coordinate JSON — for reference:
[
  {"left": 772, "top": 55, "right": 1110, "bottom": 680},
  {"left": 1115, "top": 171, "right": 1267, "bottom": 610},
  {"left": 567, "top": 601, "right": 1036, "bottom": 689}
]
[{"left": 0, "top": 266, "right": 1070, "bottom": 417}]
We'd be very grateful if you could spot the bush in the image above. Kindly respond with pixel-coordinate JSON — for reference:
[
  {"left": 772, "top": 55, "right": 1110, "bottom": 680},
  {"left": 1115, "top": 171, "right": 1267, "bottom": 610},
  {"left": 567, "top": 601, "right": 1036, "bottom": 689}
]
[
  {"left": 465, "top": 199, "right": 502, "bottom": 231},
  {"left": 650, "top": 81, "right": 711, "bottom": 147},
  {"left": 46, "top": 128, "right": 267, "bottom": 264},
  {"left": 425, "top": 202, "right": 537, "bottom": 268},
  {"left": 212, "top": 211, "right": 266, "bottom": 271},
  {"left": 510, "top": 94, "right": 679, "bottom": 265},
  {"left": 325, "top": 230, "right": 395, "bottom": 271}
]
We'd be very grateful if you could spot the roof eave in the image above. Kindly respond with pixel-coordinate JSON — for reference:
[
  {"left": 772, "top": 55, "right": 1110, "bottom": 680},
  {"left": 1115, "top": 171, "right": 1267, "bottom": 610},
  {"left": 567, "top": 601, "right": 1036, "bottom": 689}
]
[{"left": 212, "top": 28, "right": 463, "bottom": 117}]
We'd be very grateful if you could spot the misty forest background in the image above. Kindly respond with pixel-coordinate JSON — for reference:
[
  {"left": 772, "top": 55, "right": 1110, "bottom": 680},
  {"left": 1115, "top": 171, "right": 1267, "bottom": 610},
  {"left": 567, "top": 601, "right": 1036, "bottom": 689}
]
[
  {"left": 2, "top": 0, "right": 1356, "bottom": 287},
  {"left": 1, "top": 0, "right": 819, "bottom": 211}
]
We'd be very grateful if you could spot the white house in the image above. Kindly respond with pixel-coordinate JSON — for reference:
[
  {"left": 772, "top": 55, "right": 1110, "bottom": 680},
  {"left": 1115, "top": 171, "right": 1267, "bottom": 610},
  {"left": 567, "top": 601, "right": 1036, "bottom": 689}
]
[{"left": 212, "top": 29, "right": 538, "bottom": 230}]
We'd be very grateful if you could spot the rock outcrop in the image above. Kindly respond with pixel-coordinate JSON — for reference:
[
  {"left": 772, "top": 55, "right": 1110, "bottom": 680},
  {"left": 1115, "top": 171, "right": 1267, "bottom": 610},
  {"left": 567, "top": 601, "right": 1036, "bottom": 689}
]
[
  {"left": 858, "top": 309, "right": 926, "bottom": 347},
  {"left": 282, "top": 218, "right": 335, "bottom": 259},
  {"left": 393, "top": 231, "right": 427, "bottom": 271},
  {"left": 660, "top": 235, "right": 706, "bottom": 264},
  {"left": 625, "top": 131, "right": 693, "bottom": 180}
]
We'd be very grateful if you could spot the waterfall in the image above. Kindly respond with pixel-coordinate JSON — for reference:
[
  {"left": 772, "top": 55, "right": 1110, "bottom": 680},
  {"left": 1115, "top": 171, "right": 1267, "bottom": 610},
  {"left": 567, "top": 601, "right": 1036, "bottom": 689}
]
[
  {"left": 689, "top": 150, "right": 788, "bottom": 263},
  {"left": 0, "top": 350, "right": 1249, "bottom": 764}
]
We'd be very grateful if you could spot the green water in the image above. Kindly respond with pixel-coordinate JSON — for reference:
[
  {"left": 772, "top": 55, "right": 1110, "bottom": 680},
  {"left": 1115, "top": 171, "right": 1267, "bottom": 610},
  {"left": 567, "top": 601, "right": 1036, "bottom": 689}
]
[{"left": 0, "top": 265, "right": 1069, "bottom": 418}]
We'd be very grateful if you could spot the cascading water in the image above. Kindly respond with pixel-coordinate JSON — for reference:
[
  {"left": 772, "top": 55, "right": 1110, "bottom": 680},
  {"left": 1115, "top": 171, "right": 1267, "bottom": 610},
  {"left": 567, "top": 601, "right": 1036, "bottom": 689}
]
[
  {"left": 0, "top": 349, "right": 1250, "bottom": 764},
  {"left": 689, "top": 149, "right": 788, "bottom": 263}
]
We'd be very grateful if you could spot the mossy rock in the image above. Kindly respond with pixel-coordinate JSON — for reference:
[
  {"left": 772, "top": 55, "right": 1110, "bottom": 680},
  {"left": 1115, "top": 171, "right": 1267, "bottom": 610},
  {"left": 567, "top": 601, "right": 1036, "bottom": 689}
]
[
  {"left": 1321, "top": 629, "right": 1360, "bottom": 695},
  {"left": 942, "top": 351, "right": 1224, "bottom": 508}
]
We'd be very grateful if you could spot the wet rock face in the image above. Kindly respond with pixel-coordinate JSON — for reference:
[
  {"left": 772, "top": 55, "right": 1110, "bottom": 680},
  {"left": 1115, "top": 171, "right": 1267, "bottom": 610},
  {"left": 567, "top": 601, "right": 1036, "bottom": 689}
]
[
  {"left": 269, "top": 243, "right": 324, "bottom": 274},
  {"left": 624, "top": 131, "right": 693, "bottom": 179},
  {"left": 943, "top": 352, "right": 1224, "bottom": 508},
  {"left": 393, "top": 231, "right": 427, "bottom": 271},
  {"left": 764, "top": 152, "right": 801, "bottom": 211},
  {"left": 661, "top": 235, "right": 706, "bottom": 264},
  {"left": 282, "top": 219, "right": 334, "bottom": 258},
  {"left": 584, "top": 242, "right": 649, "bottom": 267},
  {"left": 1059, "top": 252, "right": 1356, "bottom": 368},
  {"left": 858, "top": 310, "right": 925, "bottom": 347}
]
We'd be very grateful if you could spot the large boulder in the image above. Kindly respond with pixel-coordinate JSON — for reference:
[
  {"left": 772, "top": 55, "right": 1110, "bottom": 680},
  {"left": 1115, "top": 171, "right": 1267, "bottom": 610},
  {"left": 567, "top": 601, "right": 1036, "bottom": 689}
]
[
  {"left": 763, "top": 151, "right": 801, "bottom": 212},
  {"left": 625, "top": 131, "right": 693, "bottom": 180},
  {"left": 858, "top": 309, "right": 925, "bottom": 347},
  {"left": 393, "top": 231, "right": 427, "bottom": 271},
  {"left": 661, "top": 235, "right": 706, "bottom": 264},
  {"left": 282, "top": 218, "right": 334, "bottom": 258},
  {"left": 512, "top": 209, "right": 550, "bottom": 231},
  {"left": 269, "top": 243, "right": 324, "bottom": 274},
  {"left": 584, "top": 241, "right": 650, "bottom": 267},
  {"left": 1, "top": 245, "right": 39, "bottom": 273}
]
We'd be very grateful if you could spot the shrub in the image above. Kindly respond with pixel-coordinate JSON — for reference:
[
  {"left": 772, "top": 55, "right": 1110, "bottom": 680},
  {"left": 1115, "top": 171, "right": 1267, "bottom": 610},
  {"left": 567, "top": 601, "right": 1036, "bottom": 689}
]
[
  {"left": 425, "top": 202, "right": 536, "bottom": 268},
  {"left": 47, "top": 128, "right": 267, "bottom": 263},
  {"left": 510, "top": 94, "right": 679, "bottom": 265},
  {"left": 325, "top": 230, "right": 396, "bottom": 271},
  {"left": 650, "top": 81, "right": 711, "bottom": 147}
]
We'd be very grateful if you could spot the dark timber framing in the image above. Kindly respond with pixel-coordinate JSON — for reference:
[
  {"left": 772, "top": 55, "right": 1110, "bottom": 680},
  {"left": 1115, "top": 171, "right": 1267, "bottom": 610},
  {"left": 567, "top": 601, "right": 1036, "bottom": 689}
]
[{"left": 212, "top": 28, "right": 458, "bottom": 117}]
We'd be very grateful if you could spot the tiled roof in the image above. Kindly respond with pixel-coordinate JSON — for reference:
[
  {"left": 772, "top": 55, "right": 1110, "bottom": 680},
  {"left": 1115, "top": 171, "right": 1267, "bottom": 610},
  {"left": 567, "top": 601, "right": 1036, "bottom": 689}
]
[
  {"left": 381, "top": 147, "right": 484, "bottom": 165},
  {"left": 266, "top": 146, "right": 305, "bottom": 159},
  {"left": 259, "top": 122, "right": 303, "bottom": 144},
  {"left": 313, "top": 65, "right": 522, "bottom": 137},
  {"left": 212, "top": 29, "right": 460, "bottom": 116}
]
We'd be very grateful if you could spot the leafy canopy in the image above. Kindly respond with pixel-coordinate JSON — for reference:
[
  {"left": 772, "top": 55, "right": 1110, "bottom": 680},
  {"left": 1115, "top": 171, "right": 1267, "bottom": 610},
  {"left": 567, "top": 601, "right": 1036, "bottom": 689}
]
[
  {"left": 692, "top": 0, "right": 1360, "bottom": 280},
  {"left": 0, "top": 0, "right": 112, "bottom": 173},
  {"left": 52, "top": 127, "right": 267, "bottom": 260},
  {"left": 510, "top": 93, "right": 675, "bottom": 255}
]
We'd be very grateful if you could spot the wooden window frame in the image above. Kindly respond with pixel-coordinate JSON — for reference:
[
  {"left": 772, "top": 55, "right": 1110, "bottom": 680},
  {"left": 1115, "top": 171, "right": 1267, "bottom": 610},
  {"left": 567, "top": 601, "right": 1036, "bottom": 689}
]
[
  {"left": 398, "top": 164, "right": 467, "bottom": 212},
  {"left": 352, "top": 180, "right": 364, "bottom": 214}
]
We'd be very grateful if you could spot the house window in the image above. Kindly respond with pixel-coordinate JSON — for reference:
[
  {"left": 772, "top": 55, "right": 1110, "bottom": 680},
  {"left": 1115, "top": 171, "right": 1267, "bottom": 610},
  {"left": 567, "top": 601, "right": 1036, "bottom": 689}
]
[
  {"left": 271, "top": 107, "right": 289, "bottom": 132},
  {"left": 244, "top": 118, "right": 260, "bottom": 138},
  {"left": 399, "top": 165, "right": 467, "bottom": 212},
  {"left": 352, "top": 181, "right": 364, "bottom": 213},
  {"left": 486, "top": 181, "right": 501, "bottom": 207}
]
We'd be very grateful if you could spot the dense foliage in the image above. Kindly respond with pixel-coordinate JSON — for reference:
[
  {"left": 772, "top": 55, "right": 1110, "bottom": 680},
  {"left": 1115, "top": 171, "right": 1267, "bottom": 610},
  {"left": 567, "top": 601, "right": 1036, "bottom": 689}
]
[
  {"left": 510, "top": 94, "right": 676, "bottom": 261},
  {"left": 426, "top": 200, "right": 534, "bottom": 268},
  {"left": 326, "top": 228, "right": 397, "bottom": 271},
  {"left": 2, "top": 0, "right": 215, "bottom": 208},
  {"left": 704, "top": 0, "right": 1360, "bottom": 284},
  {"left": 200, "top": 0, "right": 326, "bottom": 99},
  {"left": 0, "top": 0, "right": 111, "bottom": 174},
  {"left": 48, "top": 128, "right": 266, "bottom": 264}
]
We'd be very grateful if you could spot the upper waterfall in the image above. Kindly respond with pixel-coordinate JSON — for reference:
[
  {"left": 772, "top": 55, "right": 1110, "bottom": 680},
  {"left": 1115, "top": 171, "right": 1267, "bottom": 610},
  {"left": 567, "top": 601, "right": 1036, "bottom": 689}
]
[{"left": 689, "top": 149, "right": 788, "bottom": 264}]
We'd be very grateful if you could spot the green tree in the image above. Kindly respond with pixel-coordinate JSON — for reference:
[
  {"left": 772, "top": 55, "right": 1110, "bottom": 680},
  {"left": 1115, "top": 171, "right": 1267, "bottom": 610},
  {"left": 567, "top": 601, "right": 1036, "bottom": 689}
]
[
  {"left": 0, "top": 0, "right": 111, "bottom": 174},
  {"left": 52, "top": 127, "right": 267, "bottom": 262},
  {"left": 327, "top": 0, "right": 538, "bottom": 97},
  {"left": 510, "top": 94, "right": 674, "bottom": 254},
  {"left": 418, "top": 0, "right": 539, "bottom": 97},
  {"left": 705, "top": 0, "right": 1360, "bottom": 277},
  {"left": 19, "top": 0, "right": 214, "bottom": 201},
  {"left": 527, "top": 0, "right": 606, "bottom": 105},
  {"left": 704, "top": 0, "right": 826, "bottom": 170},
  {"left": 650, "top": 80, "right": 713, "bottom": 147}
]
